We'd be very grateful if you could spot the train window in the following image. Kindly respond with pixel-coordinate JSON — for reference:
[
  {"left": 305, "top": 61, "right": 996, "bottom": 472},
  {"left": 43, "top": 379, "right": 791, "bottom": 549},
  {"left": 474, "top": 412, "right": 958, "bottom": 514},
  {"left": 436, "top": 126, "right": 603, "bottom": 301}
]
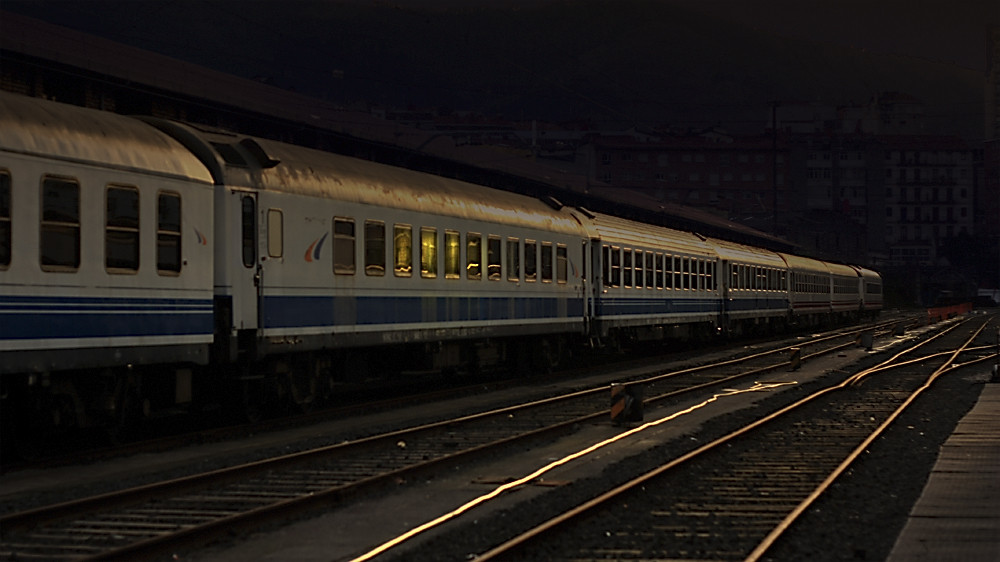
[
  {"left": 241, "top": 196, "right": 255, "bottom": 268},
  {"left": 601, "top": 245, "right": 610, "bottom": 287},
  {"left": 394, "top": 224, "right": 412, "bottom": 277},
  {"left": 506, "top": 238, "right": 519, "bottom": 281},
  {"left": 420, "top": 227, "right": 437, "bottom": 278},
  {"left": 333, "top": 218, "right": 355, "bottom": 275},
  {"left": 40, "top": 176, "right": 81, "bottom": 271},
  {"left": 646, "top": 252, "right": 654, "bottom": 288},
  {"left": 365, "top": 220, "right": 385, "bottom": 276},
  {"left": 467, "top": 233, "right": 482, "bottom": 280},
  {"left": 445, "top": 230, "right": 460, "bottom": 279},
  {"left": 157, "top": 192, "right": 182, "bottom": 274},
  {"left": 105, "top": 185, "right": 139, "bottom": 272},
  {"left": 0, "top": 171, "right": 9, "bottom": 268},
  {"left": 556, "top": 244, "right": 567, "bottom": 284},
  {"left": 655, "top": 254, "right": 664, "bottom": 289},
  {"left": 683, "top": 257, "right": 691, "bottom": 290},
  {"left": 634, "top": 250, "right": 643, "bottom": 289},
  {"left": 623, "top": 249, "right": 632, "bottom": 288},
  {"left": 267, "top": 209, "right": 283, "bottom": 258},
  {"left": 488, "top": 236, "right": 502, "bottom": 281},
  {"left": 541, "top": 242, "right": 553, "bottom": 283},
  {"left": 524, "top": 240, "right": 537, "bottom": 282},
  {"left": 673, "top": 256, "right": 681, "bottom": 289}
]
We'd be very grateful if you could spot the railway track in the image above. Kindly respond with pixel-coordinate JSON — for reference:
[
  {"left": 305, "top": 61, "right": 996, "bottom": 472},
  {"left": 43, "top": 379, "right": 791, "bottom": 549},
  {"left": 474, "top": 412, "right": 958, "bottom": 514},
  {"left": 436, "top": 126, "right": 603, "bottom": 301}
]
[
  {"left": 465, "top": 314, "right": 998, "bottom": 561},
  {"left": 0, "top": 317, "right": 920, "bottom": 561}
]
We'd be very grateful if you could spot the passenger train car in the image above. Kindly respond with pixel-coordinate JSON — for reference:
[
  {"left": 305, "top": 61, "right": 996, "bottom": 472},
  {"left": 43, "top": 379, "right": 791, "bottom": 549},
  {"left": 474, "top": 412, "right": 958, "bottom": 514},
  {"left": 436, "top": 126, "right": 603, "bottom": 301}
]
[{"left": 0, "top": 92, "right": 882, "bottom": 436}]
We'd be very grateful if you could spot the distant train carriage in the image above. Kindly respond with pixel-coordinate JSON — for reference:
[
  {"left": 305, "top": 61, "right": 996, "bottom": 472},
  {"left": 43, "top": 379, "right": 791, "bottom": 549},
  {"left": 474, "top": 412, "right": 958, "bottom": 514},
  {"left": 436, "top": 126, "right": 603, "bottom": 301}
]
[
  {"left": 828, "top": 262, "right": 863, "bottom": 320},
  {"left": 587, "top": 213, "right": 721, "bottom": 343},
  {"left": 780, "top": 252, "right": 833, "bottom": 326},
  {"left": 710, "top": 237, "right": 789, "bottom": 336},
  {"left": 853, "top": 266, "right": 883, "bottom": 318}
]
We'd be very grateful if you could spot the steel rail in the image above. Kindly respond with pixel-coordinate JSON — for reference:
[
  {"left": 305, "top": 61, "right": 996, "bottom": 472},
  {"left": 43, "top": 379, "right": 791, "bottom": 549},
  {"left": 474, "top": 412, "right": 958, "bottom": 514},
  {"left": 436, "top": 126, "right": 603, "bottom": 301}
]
[{"left": 472, "top": 315, "right": 989, "bottom": 561}]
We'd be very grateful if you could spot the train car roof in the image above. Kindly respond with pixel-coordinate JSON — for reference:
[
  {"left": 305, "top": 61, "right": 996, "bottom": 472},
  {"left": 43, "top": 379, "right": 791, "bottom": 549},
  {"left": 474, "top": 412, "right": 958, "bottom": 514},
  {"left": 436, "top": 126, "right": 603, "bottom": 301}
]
[
  {"left": 149, "top": 119, "right": 586, "bottom": 236},
  {"left": 707, "top": 237, "right": 786, "bottom": 268},
  {"left": 587, "top": 213, "right": 717, "bottom": 257},
  {"left": 0, "top": 92, "right": 213, "bottom": 184},
  {"left": 778, "top": 252, "right": 833, "bottom": 275},
  {"left": 826, "top": 262, "right": 859, "bottom": 277}
]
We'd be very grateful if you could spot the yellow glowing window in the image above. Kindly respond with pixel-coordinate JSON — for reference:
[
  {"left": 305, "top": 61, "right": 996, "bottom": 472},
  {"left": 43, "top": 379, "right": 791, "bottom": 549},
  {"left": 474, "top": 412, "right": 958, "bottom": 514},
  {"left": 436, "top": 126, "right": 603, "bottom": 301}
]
[
  {"left": 466, "top": 232, "right": 482, "bottom": 280},
  {"left": 421, "top": 227, "right": 437, "bottom": 278},
  {"left": 394, "top": 224, "right": 412, "bottom": 277},
  {"left": 445, "top": 230, "right": 460, "bottom": 279}
]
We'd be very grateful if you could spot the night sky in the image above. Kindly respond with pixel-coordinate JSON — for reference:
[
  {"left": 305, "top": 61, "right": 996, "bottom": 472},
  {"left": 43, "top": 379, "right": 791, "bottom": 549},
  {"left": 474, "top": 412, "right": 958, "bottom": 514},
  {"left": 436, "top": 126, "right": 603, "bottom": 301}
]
[{"left": 2, "top": 0, "right": 998, "bottom": 138}]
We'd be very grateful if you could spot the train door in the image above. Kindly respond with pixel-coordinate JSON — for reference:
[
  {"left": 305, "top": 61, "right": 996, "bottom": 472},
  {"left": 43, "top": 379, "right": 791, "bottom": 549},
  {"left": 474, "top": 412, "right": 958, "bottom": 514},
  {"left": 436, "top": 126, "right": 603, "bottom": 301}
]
[{"left": 232, "top": 191, "right": 260, "bottom": 332}]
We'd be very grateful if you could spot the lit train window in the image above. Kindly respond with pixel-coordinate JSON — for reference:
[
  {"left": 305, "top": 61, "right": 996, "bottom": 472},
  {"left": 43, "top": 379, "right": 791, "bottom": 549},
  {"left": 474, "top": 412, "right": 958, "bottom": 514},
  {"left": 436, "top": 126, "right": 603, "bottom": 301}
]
[
  {"left": 420, "top": 227, "right": 437, "bottom": 278},
  {"left": 365, "top": 220, "right": 385, "bottom": 276},
  {"left": 1, "top": 171, "right": 11, "bottom": 268},
  {"left": 541, "top": 242, "right": 553, "bottom": 283},
  {"left": 267, "top": 209, "right": 283, "bottom": 258},
  {"left": 506, "top": 238, "right": 519, "bottom": 281},
  {"left": 106, "top": 185, "right": 139, "bottom": 272},
  {"left": 333, "top": 217, "right": 355, "bottom": 275},
  {"left": 157, "top": 192, "right": 181, "bottom": 274},
  {"left": 487, "top": 235, "right": 501, "bottom": 281},
  {"left": 467, "top": 233, "right": 482, "bottom": 280},
  {"left": 556, "top": 244, "right": 567, "bottom": 284},
  {"left": 444, "top": 230, "right": 460, "bottom": 279},
  {"left": 394, "top": 224, "right": 412, "bottom": 277},
  {"left": 241, "top": 196, "right": 255, "bottom": 268},
  {"left": 40, "top": 176, "right": 80, "bottom": 271},
  {"left": 524, "top": 240, "right": 537, "bottom": 282}
]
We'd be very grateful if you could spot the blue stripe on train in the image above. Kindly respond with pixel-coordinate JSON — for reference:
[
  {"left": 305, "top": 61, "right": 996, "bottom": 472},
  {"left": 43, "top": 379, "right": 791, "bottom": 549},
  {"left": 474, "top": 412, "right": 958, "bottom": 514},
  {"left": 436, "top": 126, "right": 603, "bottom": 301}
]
[
  {"left": 261, "top": 295, "right": 586, "bottom": 329},
  {"left": 0, "top": 296, "right": 213, "bottom": 339}
]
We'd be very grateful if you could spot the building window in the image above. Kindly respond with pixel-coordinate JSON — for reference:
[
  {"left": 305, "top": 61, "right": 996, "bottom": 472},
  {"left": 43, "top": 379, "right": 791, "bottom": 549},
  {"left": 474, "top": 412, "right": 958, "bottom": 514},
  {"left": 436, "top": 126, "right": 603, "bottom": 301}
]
[
  {"left": 157, "top": 192, "right": 182, "bottom": 274},
  {"left": 106, "top": 185, "right": 139, "bottom": 272}
]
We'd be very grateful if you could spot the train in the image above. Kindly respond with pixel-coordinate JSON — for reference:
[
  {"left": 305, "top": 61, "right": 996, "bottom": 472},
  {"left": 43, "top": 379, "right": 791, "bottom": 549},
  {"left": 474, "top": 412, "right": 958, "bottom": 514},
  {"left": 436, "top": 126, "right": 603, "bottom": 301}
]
[{"left": 0, "top": 92, "right": 882, "bottom": 436}]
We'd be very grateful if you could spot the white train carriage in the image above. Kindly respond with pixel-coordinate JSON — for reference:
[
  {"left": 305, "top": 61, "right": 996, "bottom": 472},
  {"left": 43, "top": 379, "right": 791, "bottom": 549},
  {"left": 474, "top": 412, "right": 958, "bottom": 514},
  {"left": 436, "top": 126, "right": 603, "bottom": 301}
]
[
  {"left": 588, "top": 212, "right": 721, "bottom": 342},
  {"left": 779, "top": 252, "right": 833, "bottom": 325},
  {"left": 828, "top": 262, "right": 863, "bottom": 319},
  {"left": 147, "top": 120, "right": 590, "bottom": 380},
  {"left": 853, "top": 266, "right": 883, "bottom": 318},
  {"left": 0, "top": 93, "right": 215, "bottom": 377},
  {"left": 709, "top": 237, "right": 789, "bottom": 335}
]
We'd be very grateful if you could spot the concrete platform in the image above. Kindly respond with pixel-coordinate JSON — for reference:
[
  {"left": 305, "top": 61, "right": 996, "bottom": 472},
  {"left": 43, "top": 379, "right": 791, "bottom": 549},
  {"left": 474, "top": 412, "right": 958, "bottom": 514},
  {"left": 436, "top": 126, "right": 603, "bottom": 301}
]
[{"left": 887, "top": 383, "right": 1000, "bottom": 562}]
